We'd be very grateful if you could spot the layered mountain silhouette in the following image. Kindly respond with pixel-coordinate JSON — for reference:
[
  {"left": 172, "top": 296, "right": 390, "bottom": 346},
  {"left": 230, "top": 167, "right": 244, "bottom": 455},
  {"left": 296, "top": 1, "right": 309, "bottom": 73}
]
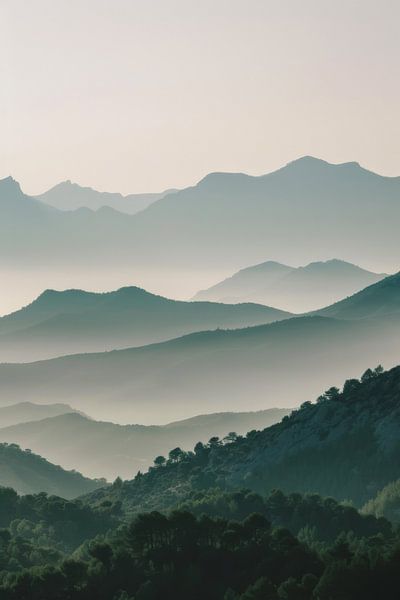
[
  {"left": 0, "top": 273, "right": 398, "bottom": 423},
  {"left": 2, "top": 157, "right": 400, "bottom": 277},
  {"left": 193, "top": 259, "right": 387, "bottom": 312},
  {"left": 83, "top": 366, "right": 400, "bottom": 512},
  {"left": 0, "top": 286, "right": 291, "bottom": 362},
  {"left": 0, "top": 408, "right": 289, "bottom": 480},
  {"left": 36, "top": 180, "right": 175, "bottom": 214},
  {"left": 0, "top": 401, "right": 83, "bottom": 428},
  {"left": 0, "top": 442, "right": 104, "bottom": 498},
  {"left": 312, "top": 271, "right": 400, "bottom": 320}
]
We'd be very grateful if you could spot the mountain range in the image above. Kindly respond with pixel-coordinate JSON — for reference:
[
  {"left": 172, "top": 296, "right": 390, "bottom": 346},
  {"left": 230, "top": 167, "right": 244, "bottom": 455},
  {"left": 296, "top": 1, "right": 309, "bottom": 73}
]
[
  {"left": 36, "top": 180, "right": 175, "bottom": 214},
  {"left": 0, "top": 408, "right": 289, "bottom": 480},
  {"left": 193, "top": 259, "right": 387, "bottom": 312},
  {"left": 2, "top": 157, "right": 400, "bottom": 285},
  {"left": 0, "top": 286, "right": 290, "bottom": 362},
  {"left": 0, "top": 272, "right": 399, "bottom": 423}
]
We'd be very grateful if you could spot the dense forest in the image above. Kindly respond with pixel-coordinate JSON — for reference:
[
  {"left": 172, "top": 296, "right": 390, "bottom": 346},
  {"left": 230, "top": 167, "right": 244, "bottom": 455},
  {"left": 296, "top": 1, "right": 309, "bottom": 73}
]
[
  {"left": 0, "top": 366, "right": 400, "bottom": 597},
  {"left": 0, "top": 486, "right": 398, "bottom": 599}
]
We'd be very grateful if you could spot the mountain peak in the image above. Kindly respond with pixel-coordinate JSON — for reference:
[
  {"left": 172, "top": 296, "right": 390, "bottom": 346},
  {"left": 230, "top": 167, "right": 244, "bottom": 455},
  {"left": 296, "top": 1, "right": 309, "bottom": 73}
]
[
  {"left": 0, "top": 176, "right": 23, "bottom": 195},
  {"left": 285, "top": 156, "right": 361, "bottom": 170}
]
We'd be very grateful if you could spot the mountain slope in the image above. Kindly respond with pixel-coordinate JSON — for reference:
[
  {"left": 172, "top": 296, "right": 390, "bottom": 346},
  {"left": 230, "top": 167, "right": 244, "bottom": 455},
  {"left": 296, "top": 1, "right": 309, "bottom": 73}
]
[
  {"left": 0, "top": 401, "right": 83, "bottom": 427},
  {"left": 313, "top": 271, "right": 400, "bottom": 320},
  {"left": 0, "top": 311, "right": 398, "bottom": 423},
  {"left": 0, "top": 408, "right": 289, "bottom": 480},
  {"left": 0, "top": 443, "right": 104, "bottom": 498},
  {"left": 84, "top": 365, "right": 400, "bottom": 513},
  {"left": 36, "top": 180, "right": 174, "bottom": 214},
  {"left": 193, "top": 259, "right": 387, "bottom": 312},
  {"left": 0, "top": 286, "right": 291, "bottom": 362}
]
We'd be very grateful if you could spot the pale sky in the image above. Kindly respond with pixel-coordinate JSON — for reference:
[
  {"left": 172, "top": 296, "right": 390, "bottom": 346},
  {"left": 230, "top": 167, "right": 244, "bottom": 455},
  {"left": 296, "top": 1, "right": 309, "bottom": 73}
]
[{"left": 1, "top": 0, "right": 399, "bottom": 195}]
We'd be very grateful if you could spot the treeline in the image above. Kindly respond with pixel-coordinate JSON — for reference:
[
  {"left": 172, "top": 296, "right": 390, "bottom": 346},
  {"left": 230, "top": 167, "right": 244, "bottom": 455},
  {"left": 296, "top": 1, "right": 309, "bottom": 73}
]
[
  {"left": 0, "top": 500, "right": 400, "bottom": 600},
  {"left": 0, "top": 486, "right": 119, "bottom": 557},
  {"left": 178, "top": 488, "right": 391, "bottom": 542}
]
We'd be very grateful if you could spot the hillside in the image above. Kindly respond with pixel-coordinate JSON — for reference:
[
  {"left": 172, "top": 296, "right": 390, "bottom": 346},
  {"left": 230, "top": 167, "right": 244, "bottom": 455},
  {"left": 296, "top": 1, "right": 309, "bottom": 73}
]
[
  {"left": 0, "top": 401, "right": 82, "bottom": 427},
  {"left": 0, "top": 408, "right": 289, "bottom": 480},
  {"left": 0, "top": 443, "right": 104, "bottom": 498},
  {"left": 313, "top": 271, "right": 400, "bottom": 320},
  {"left": 193, "top": 259, "right": 387, "bottom": 312},
  {"left": 0, "top": 286, "right": 291, "bottom": 362},
  {"left": 84, "top": 365, "right": 400, "bottom": 514},
  {"left": 36, "top": 180, "right": 173, "bottom": 214}
]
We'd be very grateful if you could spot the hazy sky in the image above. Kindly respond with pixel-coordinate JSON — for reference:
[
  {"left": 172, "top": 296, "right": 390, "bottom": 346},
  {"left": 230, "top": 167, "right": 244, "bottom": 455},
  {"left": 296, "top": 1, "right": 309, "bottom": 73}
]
[{"left": 2, "top": 0, "right": 399, "bottom": 195}]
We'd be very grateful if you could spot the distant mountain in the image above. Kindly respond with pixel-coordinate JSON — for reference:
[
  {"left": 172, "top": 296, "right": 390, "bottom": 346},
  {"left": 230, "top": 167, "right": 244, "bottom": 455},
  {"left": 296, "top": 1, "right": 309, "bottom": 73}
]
[
  {"left": 0, "top": 401, "right": 83, "bottom": 428},
  {"left": 36, "top": 180, "right": 175, "bottom": 214},
  {"left": 1, "top": 273, "right": 400, "bottom": 422},
  {"left": 0, "top": 408, "right": 290, "bottom": 480},
  {"left": 126, "top": 156, "right": 400, "bottom": 271},
  {"left": 84, "top": 366, "right": 400, "bottom": 514},
  {"left": 0, "top": 443, "right": 104, "bottom": 498},
  {"left": 193, "top": 259, "right": 387, "bottom": 312},
  {"left": 313, "top": 271, "right": 400, "bottom": 320},
  {"left": 2, "top": 157, "right": 400, "bottom": 282},
  {"left": 0, "top": 307, "right": 398, "bottom": 423},
  {"left": 0, "top": 286, "right": 291, "bottom": 362}
]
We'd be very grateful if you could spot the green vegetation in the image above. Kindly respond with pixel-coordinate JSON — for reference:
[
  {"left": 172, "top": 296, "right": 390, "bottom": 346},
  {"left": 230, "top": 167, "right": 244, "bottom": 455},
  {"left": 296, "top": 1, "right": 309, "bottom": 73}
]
[
  {"left": 0, "top": 408, "right": 290, "bottom": 480},
  {"left": 363, "top": 479, "right": 400, "bottom": 523},
  {"left": 84, "top": 365, "right": 400, "bottom": 514},
  {"left": 0, "top": 367, "right": 399, "bottom": 597},
  {"left": 0, "top": 486, "right": 398, "bottom": 600},
  {"left": 0, "top": 486, "right": 117, "bottom": 554}
]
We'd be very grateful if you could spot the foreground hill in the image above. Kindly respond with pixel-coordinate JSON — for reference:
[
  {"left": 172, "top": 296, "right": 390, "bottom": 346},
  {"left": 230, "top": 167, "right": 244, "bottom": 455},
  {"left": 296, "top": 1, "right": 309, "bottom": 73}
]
[
  {"left": 193, "top": 259, "right": 387, "bottom": 312},
  {"left": 0, "top": 408, "right": 289, "bottom": 480},
  {"left": 0, "top": 286, "right": 290, "bottom": 362},
  {"left": 0, "top": 401, "right": 82, "bottom": 428},
  {"left": 36, "top": 180, "right": 174, "bottom": 214},
  {"left": 84, "top": 365, "right": 400, "bottom": 514},
  {"left": 1, "top": 157, "right": 400, "bottom": 287},
  {"left": 0, "top": 443, "right": 104, "bottom": 498}
]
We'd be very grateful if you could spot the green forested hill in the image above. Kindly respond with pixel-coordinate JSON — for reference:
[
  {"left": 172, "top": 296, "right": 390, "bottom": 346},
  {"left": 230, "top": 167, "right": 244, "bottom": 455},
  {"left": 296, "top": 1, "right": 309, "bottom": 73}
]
[{"left": 84, "top": 365, "right": 400, "bottom": 513}]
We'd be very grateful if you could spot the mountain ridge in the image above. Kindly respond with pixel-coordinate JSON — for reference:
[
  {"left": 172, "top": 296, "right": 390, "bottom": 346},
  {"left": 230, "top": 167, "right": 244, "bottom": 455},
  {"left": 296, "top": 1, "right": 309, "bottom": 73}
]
[
  {"left": 193, "top": 258, "right": 388, "bottom": 311},
  {"left": 0, "top": 285, "right": 291, "bottom": 362},
  {"left": 2, "top": 156, "right": 400, "bottom": 281}
]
